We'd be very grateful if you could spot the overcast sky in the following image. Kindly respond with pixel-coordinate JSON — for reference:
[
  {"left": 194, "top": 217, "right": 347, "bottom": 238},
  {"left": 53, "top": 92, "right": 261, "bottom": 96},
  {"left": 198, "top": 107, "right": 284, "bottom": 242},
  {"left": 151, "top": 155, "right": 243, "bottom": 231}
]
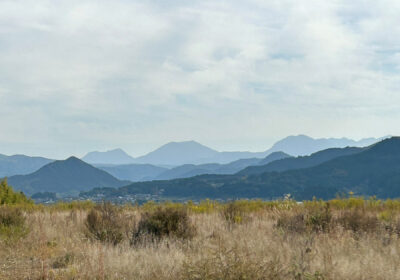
[{"left": 0, "top": 0, "right": 399, "bottom": 158}]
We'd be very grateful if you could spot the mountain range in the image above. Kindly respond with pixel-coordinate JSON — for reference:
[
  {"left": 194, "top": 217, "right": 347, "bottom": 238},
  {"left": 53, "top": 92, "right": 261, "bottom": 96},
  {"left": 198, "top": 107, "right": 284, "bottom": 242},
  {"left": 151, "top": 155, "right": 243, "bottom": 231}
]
[
  {"left": 153, "top": 152, "right": 291, "bottom": 180},
  {"left": 96, "top": 151, "right": 291, "bottom": 182},
  {"left": 265, "top": 135, "right": 384, "bottom": 156},
  {"left": 0, "top": 154, "right": 53, "bottom": 177},
  {"left": 238, "top": 147, "right": 364, "bottom": 175},
  {"left": 0, "top": 135, "right": 390, "bottom": 200},
  {"left": 81, "top": 135, "right": 386, "bottom": 166},
  {"left": 81, "top": 137, "right": 400, "bottom": 200}
]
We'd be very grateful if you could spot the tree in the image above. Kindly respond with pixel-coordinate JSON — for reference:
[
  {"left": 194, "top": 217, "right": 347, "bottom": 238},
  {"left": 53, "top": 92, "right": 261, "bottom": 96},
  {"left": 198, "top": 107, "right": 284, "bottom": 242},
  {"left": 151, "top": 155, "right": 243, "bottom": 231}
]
[{"left": 0, "top": 179, "right": 32, "bottom": 205}]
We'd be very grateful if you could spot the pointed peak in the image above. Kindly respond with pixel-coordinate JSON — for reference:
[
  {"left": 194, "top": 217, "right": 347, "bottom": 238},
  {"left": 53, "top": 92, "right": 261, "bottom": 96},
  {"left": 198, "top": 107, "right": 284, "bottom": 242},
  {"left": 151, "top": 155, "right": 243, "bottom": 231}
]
[{"left": 65, "top": 156, "right": 80, "bottom": 161}]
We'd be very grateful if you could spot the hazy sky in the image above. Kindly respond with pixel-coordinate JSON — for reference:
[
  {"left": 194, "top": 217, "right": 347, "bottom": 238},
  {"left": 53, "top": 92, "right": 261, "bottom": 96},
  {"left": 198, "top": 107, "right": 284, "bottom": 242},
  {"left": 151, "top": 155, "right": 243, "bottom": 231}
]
[{"left": 0, "top": 0, "right": 399, "bottom": 158}]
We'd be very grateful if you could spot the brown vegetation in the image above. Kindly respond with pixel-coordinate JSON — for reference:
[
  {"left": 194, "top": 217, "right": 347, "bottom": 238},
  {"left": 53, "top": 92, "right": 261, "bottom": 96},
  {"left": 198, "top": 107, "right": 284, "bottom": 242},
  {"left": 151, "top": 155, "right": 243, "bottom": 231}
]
[{"left": 1, "top": 199, "right": 400, "bottom": 279}]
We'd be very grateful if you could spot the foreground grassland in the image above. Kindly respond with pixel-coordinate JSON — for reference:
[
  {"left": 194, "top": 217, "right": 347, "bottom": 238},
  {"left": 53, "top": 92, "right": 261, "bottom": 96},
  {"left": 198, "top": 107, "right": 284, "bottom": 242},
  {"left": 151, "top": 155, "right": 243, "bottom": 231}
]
[{"left": 2, "top": 198, "right": 400, "bottom": 279}]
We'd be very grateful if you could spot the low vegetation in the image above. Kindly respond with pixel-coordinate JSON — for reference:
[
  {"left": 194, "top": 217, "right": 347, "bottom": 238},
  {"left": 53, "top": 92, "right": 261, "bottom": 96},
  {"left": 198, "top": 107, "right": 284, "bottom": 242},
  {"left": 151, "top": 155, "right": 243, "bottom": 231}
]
[
  {"left": 85, "top": 202, "right": 126, "bottom": 245},
  {"left": 2, "top": 192, "right": 400, "bottom": 279},
  {"left": 132, "top": 207, "right": 196, "bottom": 244}
]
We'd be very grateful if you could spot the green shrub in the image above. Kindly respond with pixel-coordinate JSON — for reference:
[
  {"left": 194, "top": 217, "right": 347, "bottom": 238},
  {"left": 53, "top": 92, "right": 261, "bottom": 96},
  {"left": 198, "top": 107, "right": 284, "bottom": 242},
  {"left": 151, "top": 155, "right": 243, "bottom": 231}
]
[
  {"left": 0, "top": 179, "right": 32, "bottom": 205},
  {"left": 85, "top": 202, "right": 124, "bottom": 245},
  {"left": 0, "top": 206, "right": 28, "bottom": 240},
  {"left": 132, "top": 207, "right": 195, "bottom": 244}
]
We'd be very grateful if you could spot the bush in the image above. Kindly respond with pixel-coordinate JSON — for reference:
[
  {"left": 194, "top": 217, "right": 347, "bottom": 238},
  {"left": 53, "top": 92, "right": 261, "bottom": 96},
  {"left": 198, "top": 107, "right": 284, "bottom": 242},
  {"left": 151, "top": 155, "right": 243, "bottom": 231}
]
[
  {"left": 85, "top": 202, "right": 125, "bottom": 245},
  {"left": 0, "top": 206, "right": 28, "bottom": 240},
  {"left": 221, "top": 202, "right": 249, "bottom": 227},
  {"left": 276, "top": 204, "right": 332, "bottom": 234},
  {"left": 307, "top": 203, "right": 332, "bottom": 233},
  {"left": 276, "top": 212, "right": 308, "bottom": 233},
  {"left": 336, "top": 210, "right": 380, "bottom": 233},
  {"left": 132, "top": 207, "right": 195, "bottom": 244}
]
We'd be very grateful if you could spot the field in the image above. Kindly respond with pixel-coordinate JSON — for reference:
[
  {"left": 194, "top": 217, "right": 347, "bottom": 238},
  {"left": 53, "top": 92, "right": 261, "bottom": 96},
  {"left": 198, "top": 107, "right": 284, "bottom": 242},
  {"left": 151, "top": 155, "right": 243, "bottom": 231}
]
[{"left": 2, "top": 198, "right": 400, "bottom": 280}]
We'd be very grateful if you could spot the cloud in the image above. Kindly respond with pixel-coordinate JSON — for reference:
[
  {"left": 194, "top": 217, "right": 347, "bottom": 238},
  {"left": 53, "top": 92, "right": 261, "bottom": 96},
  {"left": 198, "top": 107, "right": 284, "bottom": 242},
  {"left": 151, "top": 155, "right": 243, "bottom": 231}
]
[{"left": 0, "top": 0, "right": 399, "bottom": 157}]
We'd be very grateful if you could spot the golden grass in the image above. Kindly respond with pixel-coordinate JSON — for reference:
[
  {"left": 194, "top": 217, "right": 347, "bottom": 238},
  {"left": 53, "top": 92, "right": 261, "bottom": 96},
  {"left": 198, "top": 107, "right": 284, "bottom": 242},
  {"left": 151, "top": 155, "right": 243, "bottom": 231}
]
[{"left": 2, "top": 200, "right": 400, "bottom": 279}]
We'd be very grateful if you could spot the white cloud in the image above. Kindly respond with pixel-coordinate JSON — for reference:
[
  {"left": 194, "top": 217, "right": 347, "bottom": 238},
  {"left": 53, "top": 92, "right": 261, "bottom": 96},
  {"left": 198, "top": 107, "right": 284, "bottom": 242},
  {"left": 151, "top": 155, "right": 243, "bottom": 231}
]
[{"left": 0, "top": 0, "right": 399, "bottom": 157}]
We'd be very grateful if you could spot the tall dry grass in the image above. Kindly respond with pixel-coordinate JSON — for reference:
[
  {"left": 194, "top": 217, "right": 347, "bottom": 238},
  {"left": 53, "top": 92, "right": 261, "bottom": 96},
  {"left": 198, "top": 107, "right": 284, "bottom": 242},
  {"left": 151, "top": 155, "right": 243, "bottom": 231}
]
[{"left": 1, "top": 201, "right": 400, "bottom": 279}]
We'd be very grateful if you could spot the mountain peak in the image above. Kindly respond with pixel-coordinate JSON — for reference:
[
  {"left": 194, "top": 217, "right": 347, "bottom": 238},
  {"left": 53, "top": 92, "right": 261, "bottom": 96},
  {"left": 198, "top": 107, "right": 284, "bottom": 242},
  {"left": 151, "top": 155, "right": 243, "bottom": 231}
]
[
  {"left": 82, "top": 148, "right": 135, "bottom": 165},
  {"left": 135, "top": 141, "right": 218, "bottom": 165},
  {"left": 66, "top": 156, "right": 80, "bottom": 161},
  {"left": 161, "top": 140, "right": 207, "bottom": 147},
  {"left": 8, "top": 156, "right": 126, "bottom": 195}
]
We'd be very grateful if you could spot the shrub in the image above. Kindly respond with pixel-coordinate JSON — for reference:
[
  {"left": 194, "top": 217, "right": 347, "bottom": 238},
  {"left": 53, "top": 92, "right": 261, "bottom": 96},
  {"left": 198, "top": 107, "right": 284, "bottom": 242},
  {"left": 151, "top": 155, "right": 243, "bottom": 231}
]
[
  {"left": 221, "top": 202, "right": 249, "bottom": 226},
  {"left": 131, "top": 207, "right": 195, "bottom": 244},
  {"left": 336, "top": 210, "right": 380, "bottom": 233},
  {"left": 307, "top": 203, "right": 332, "bottom": 233},
  {"left": 276, "top": 204, "right": 332, "bottom": 234},
  {"left": 85, "top": 202, "right": 124, "bottom": 245},
  {"left": 0, "top": 206, "right": 28, "bottom": 240},
  {"left": 276, "top": 212, "right": 308, "bottom": 233}
]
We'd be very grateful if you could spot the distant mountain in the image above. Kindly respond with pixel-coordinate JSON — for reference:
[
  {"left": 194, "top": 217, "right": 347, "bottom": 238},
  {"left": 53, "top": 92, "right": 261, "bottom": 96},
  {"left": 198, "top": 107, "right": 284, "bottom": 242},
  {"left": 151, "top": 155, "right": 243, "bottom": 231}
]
[
  {"left": 193, "top": 151, "right": 267, "bottom": 164},
  {"left": 81, "top": 136, "right": 384, "bottom": 166},
  {"left": 154, "top": 152, "right": 291, "bottom": 180},
  {"left": 155, "top": 163, "right": 220, "bottom": 180},
  {"left": 81, "top": 137, "right": 400, "bottom": 200},
  {"left": 212, "top": 158, "right": 262, "bottom": 174},
  {"left": 239, "top": 147, "right": 363, "bottom": 175},
  {"left": 257, "top": 152, "right": 292, "bottom": 165},
  {"left": 130, "top": 141, "right": 292, "bottom": 165},
  {"left": 82, "top": 149, "right": 135, "bottom": 165},
  {"left": 265, "top": 135, "right": 386, "bottom": 156},
  {"left": 134, "top": 141, "right": 219, "bottom": 165},
  {"left": 96, "top": 164, "right": 168, "bottom": 182},
  {"left": 8, "top": 157, "right": 128, "bottom": 195},
  {"left": 0, "top": 154, "right": 53, "bottom": 177}
]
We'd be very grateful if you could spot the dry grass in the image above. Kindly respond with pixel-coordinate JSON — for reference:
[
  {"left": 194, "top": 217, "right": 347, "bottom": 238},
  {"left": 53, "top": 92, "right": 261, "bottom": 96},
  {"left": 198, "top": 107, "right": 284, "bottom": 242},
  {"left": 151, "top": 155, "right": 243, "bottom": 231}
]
[{"left": 1, "top": 202, "right": 400, "bottom": 279}]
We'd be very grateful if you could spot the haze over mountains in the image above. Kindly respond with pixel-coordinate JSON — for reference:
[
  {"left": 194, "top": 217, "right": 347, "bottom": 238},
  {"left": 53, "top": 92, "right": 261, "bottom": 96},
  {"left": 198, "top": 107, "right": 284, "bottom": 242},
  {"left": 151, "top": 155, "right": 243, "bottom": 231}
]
[{"left": 83, "top": 137, "right": 400, "bottom": 201}]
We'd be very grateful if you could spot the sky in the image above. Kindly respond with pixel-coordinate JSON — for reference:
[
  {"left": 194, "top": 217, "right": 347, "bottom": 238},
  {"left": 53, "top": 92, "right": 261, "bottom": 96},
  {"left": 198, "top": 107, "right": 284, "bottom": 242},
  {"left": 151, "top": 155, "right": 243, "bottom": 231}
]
[{"left": 0, "top": 0, "right": 399, "bottom": 159}]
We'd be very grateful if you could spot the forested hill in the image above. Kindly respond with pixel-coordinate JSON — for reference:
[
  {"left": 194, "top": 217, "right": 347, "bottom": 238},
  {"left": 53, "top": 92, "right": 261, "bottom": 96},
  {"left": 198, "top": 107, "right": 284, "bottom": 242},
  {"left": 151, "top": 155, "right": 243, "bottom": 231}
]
[{"left": 238, "top": 146, "right": 364, "bottom": 175}]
